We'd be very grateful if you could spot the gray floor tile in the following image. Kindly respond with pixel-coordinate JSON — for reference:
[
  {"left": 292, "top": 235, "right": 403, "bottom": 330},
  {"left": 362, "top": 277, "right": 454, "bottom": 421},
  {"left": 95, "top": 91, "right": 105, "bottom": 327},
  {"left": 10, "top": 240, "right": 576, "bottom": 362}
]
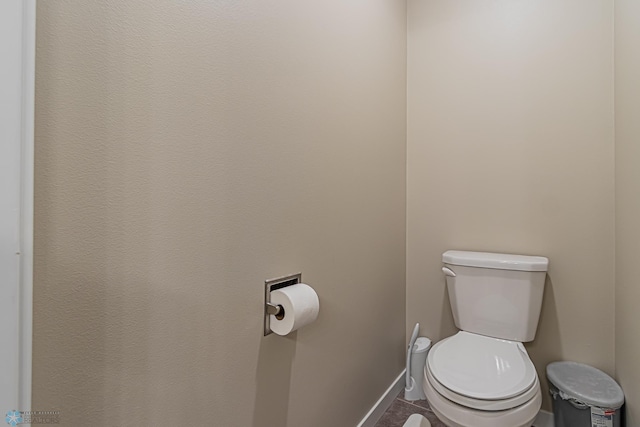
[{"left": 398, "top": 396, "right": 431, "bottom": 410}]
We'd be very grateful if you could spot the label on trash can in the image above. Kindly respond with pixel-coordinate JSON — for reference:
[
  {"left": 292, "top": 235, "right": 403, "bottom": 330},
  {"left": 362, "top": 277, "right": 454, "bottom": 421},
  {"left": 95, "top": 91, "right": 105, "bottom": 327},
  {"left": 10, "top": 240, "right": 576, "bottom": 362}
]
[{"left": 591, "top": 407, "right": 615, "bottom": 427}]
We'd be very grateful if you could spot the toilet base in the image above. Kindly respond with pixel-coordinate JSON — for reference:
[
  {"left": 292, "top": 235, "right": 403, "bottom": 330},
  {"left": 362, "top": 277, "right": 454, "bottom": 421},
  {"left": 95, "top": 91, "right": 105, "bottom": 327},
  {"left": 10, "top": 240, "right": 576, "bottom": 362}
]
[{"left": 423, "top": 371, "right": 541, "bottom": 427}]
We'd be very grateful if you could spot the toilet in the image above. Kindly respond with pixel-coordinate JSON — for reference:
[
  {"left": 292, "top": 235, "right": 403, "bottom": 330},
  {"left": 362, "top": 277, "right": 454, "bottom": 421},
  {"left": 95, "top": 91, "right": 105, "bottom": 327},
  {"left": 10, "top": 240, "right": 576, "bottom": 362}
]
[{"left": 423, "top": 250, "right": 549, "bottom": 427}]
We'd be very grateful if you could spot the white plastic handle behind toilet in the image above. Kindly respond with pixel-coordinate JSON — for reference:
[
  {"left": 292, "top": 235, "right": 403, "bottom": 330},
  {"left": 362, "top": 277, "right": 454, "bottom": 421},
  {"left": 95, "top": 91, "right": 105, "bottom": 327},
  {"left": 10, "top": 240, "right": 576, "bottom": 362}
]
[{"left": 405, "top": 323, "right": 420, "bottom": 389}]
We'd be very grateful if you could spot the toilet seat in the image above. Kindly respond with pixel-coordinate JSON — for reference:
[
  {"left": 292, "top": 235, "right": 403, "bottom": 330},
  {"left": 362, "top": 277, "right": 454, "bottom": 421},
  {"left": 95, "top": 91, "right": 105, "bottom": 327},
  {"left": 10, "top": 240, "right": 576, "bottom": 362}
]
[
  {"left": 423, "top": 367, "right": 542, "bottom": 427},
  {"left": 427, "top": 332, "right": 537, "bottom": 405},
  {"left": 426, "top": 363, "right": 540, "bottom": 411}
]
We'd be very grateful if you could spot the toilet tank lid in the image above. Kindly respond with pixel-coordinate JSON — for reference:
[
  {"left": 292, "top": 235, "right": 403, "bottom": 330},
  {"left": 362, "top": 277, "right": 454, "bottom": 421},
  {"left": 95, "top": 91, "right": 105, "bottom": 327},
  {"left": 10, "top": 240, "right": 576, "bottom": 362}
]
[{"left": 442, "top": 250, "right": 549, "bottom": 272}]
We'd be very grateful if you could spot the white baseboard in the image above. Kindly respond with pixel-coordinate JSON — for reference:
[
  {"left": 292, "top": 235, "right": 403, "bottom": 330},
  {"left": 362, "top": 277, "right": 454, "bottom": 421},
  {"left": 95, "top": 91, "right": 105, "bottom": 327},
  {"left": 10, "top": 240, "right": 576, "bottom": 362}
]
[
  {"left": 356, "top": 369, "right": 405, "bottom": 427},
  {"left": 533, "top": 410, "right": 554, "bottom": 427}
]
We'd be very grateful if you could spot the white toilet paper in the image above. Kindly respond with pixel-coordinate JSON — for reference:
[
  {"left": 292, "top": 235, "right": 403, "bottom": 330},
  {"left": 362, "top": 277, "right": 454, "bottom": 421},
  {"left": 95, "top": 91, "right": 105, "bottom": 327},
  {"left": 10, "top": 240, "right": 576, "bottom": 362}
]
[{"left": 269, "top": 283, "right": 319, "bottom": 336}]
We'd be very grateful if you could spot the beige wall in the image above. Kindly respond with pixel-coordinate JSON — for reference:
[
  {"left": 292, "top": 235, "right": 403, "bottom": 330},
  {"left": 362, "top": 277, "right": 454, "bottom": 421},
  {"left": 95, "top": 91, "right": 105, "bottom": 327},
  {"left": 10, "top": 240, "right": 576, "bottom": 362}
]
[
  {"left": 36, "top": 1, "right": 640, "bottom": 424},
  {"left": 615, "top": 0, "right": 640, "bottom": 424},
  {"left": 33, "top": 1, "right": 407, "bottom": 426},
  {"left": 407, "top": 0, "right": 615, "bottom": 411}
]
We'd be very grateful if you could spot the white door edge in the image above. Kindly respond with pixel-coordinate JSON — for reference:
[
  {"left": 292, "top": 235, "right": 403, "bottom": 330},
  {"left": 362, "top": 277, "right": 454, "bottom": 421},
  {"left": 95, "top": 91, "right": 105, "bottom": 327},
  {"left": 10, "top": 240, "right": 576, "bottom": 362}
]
[
  {"left": 1, "top": 0, "right": 35, "bottom": 419},
  {"left": 19, "top": 0, "right": 36, "bottom": 415}
]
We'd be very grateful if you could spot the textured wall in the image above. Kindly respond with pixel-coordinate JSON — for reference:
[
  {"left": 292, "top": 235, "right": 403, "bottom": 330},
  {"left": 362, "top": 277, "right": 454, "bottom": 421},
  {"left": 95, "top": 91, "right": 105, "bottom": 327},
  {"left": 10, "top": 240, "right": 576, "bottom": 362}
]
[
  {"left": 615, "top": 0, "right": 640, "bottom": 424},
  {"left": 33, "top": 1, "right": 407, "bottom": 426},
  {"left": 406, "top": 0, "right": 614, "bottom": 411}
]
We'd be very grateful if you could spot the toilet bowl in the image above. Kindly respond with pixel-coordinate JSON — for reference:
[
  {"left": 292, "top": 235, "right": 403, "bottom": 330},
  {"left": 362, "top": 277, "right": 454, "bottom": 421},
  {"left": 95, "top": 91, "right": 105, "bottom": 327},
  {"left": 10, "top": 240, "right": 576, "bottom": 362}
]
[{"left": 422, "top": 331, "right": 541, "bottom": 427}]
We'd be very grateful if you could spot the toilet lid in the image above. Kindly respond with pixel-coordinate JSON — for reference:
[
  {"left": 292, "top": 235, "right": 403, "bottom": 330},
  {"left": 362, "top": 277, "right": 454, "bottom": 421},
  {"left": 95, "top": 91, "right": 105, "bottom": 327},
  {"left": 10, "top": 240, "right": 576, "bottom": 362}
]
[{"left": 428, "top": 331, "right": 536, "bottom": 400}]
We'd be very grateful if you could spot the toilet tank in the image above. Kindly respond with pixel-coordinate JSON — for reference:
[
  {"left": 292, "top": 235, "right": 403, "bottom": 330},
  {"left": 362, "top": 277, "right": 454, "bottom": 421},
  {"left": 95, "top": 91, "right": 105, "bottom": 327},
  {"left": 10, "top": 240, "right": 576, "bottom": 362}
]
[{"left": 442, "top": 250, "right": 549, "bottom": 342}]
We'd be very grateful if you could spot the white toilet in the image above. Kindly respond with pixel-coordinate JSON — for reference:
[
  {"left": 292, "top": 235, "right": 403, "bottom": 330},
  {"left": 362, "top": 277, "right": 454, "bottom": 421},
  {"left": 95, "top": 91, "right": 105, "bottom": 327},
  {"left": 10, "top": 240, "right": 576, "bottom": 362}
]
[{"left": 423, "top": 250, "right": 549, "bottom": 427}]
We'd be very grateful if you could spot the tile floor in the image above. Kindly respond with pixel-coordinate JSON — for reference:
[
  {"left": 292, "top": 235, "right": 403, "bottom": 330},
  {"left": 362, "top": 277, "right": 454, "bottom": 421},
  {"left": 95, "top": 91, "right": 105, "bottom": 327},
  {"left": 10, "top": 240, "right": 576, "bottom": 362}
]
[{"left": 374, "top": 392, "right": 446, "bottom": 427}]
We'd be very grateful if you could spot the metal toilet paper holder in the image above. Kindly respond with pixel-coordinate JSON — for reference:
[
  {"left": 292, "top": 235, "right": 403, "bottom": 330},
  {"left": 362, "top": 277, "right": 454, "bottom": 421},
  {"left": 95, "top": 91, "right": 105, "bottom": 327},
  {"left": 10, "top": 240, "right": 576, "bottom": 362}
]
[{"left": 264, "top": 272, "right": 301, "bottom": 336}]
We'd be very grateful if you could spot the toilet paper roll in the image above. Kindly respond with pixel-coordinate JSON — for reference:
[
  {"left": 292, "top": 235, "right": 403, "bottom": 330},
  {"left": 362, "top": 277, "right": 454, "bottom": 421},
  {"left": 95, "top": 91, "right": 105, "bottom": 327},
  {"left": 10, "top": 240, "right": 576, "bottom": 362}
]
[{"left": 269, "top": 283, "right": 319, "bottom": 336}]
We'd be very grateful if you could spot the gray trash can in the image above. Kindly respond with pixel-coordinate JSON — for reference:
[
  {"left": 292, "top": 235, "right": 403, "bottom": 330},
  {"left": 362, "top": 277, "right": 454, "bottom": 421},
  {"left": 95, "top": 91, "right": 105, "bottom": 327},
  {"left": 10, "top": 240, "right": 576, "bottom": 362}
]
[{"left": 547, "top": 361, "right": 624, "bottom": 427}]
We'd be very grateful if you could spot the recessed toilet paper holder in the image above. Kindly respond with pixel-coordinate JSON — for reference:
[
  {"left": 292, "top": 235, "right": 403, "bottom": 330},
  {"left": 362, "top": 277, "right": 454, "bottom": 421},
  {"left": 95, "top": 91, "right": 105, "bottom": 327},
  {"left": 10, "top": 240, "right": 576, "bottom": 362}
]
[{"left": 264, "top": 273, "right": 301, "bottom": 336}]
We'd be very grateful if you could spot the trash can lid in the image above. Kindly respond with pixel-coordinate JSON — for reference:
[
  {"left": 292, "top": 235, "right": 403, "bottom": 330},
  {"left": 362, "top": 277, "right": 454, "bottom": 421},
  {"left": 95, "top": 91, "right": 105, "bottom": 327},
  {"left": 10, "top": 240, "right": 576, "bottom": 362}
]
[{"left": 546, "top": 361, "right": 624, "bottom": 409}]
